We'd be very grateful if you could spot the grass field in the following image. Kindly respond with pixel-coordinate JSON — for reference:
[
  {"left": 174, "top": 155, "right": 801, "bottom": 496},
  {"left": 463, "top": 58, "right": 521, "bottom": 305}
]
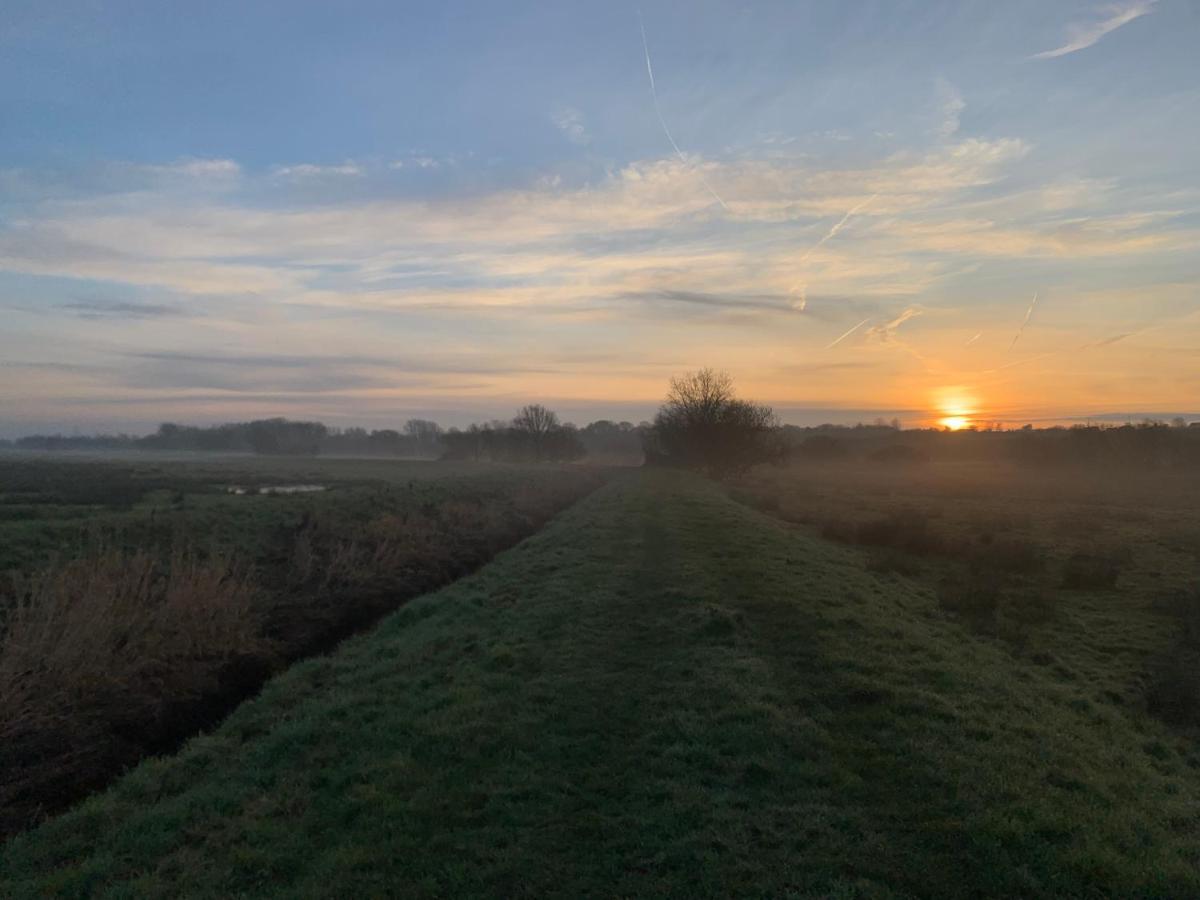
[
  {"left": 730, "top": 459, "right": 1200, "bottom": 728},
  {"left": 0, "top": 453, "right": 604, "bottom": 839},
  {"left": 0, "top": 453, "right": 590, "bottom": 574},
  {"left": 3, "top": 468, "right": 1197, "bottom": 897}
]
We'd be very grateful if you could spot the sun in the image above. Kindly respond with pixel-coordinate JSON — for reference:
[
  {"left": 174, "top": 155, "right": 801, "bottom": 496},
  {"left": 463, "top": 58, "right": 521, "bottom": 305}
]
[
  {"left": 933, "top": 386, "right": 979, "bottom": 431},
  {"left": 939, "top": 415, "right": 970, "bottom": 431}
]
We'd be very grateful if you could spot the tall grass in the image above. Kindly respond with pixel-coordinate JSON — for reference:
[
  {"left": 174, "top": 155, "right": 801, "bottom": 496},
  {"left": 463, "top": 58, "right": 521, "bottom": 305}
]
[
  {"left": 0, "top": 551, "right": 269, "bottom": 835},
  {"left": 0, "top": 468, "right": 603, "bottom": 837}
]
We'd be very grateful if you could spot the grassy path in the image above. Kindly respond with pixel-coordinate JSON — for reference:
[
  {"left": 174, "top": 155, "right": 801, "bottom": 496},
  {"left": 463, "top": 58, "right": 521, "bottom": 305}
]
[{"left": 2, "top": 470, "right": 1197, "bottom": 897}]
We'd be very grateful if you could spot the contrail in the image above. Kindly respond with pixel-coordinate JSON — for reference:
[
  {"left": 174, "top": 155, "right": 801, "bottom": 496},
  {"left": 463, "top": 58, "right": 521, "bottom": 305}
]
[
  {"left": 965, "top": 332, "right": 982, "bottom": 347},
  {"left": 639, "top": 13, "right": 730, "bottom": 212},
  {"left": 1008, "top": 291, "right": 1039, "bottom": 351},
  {"left": 866, "top": 307, "right": 922, "bottom": 343},
  {"left": 800, "top": 193, "right": 878, "bottom": 263},
  {"left": 826, "top": 317, "right": 871, "bottom": 349},
  {"left": 790, "top": 193, "right": 878, "bottom": 316}
]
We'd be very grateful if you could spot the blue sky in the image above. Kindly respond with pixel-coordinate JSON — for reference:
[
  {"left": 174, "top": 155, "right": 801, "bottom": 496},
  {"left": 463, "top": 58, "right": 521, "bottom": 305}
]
[{"left": 1, "top": 0, "right": 1197, "bottom": 434}]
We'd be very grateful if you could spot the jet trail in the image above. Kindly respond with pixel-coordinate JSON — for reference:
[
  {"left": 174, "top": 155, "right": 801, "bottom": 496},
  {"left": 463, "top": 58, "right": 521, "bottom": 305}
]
[
  {"left": 789, "top": 193, "right": 878, "bottom": 314},
  {"left": 826, "top": 317, "right": 871, "bottom": 349},
  {"left": 800, "top": 193, "right": 878, "bottom": 263},
  {"left": 639, "top": 14, "right": 730, "bottom": 212},
  {"left": 1008, "top": 291, "right": 1039, "bottom": 351},
  {"left": 965, "top": 332, "right": 982, "bottom": 347}
]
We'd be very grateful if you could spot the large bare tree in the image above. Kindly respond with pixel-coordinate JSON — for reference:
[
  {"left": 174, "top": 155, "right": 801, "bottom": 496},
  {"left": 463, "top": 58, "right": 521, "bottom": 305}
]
[{"left": 649, "top": 370, "right": 778, "bottom": 475}]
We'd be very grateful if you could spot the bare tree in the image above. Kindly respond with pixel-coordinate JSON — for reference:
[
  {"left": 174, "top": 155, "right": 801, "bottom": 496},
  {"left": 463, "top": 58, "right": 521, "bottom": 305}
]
[
  {"left": 663, "top": 369, "right": 735, "bottom": 427},
  {"left": 513, "top": 404, "right": 560, "bottom": 437},
  {"left": 648, "top": 369, "right": 779, "bottom": 475}
]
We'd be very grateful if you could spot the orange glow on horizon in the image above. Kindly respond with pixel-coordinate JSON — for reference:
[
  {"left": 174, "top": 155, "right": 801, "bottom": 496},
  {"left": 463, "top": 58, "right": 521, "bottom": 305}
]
[
  {"left": 939, "top": 415, "right": 971, "bottom": 431},
  {"left": 933, "top": 386, "right": 980, "bottom": 431}
]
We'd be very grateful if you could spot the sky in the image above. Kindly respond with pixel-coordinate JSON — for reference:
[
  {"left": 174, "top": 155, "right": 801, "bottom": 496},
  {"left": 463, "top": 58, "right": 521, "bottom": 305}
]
[{"left": 1, "top": 0, "right": 1198, "bottom": 436}]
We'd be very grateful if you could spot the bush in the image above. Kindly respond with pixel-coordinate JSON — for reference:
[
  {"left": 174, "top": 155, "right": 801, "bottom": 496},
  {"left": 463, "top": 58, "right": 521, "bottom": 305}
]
[
  {"left": 866, "top": 550, "right": 924, "bottom": 577},
  {"left": 973, "top": 537, "right": 1044, "bottom": 574},
  {"left": 1145, "top": 649, "right": 1200, "bottom": 726},
  {"left": 869, "top": 444, "right": 928, "bottom": 465},
  {"left": 0, "top": 470, "right": 604, "bottom": 838},
  {"left": 857, "top": 509, "right": 944, "bottom": 555},
  {"left": 0, "top": 551, "right": 269, "bottom": 837},
  {"left": 1003, "top": 589, "right": 1054, "bottom": 625},
  {"left": 646, "top": 369, "right": 779, "bottom": 476},
  {"left": 820, "top": 517, "right": 861, "bottom": 544},
  {"left": 795, "top": 435, "right": 848, "bottom": 461},
  {"left": 1061, "top": 552, "right": 1121, "bottom": 590},
  {"left": 937, "top": 576, "right": 1001, "bottom": 621},
  {"left": 1145, "top": 588, "right": 1200, "bottom": 726}
]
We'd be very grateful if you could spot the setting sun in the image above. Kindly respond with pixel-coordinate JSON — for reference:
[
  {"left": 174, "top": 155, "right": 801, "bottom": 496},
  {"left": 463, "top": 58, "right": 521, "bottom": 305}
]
[
  {"left": 933, "top": 387, "right": 980, "bottom": 431},
  {"left": 939, "top": 415, "right": 971, "bottom": 431}
]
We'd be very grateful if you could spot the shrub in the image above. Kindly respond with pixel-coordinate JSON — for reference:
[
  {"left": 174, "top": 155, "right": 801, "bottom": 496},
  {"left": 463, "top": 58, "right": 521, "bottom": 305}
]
[
  {"left": 1145, "top": 649, "right": 1200, "bottom": 727},
  {"left": 646, "top": 369, "right": 779, "bottom": 476},
  {"left": 974, "top": 537, "right": 1044, "bottom": 574},
  {"left": 794, "top": 435, "right": 848, "bottom": 461},
  {"left": 1003, "top": 589, "right": 1054, "bottom": 625},
  {"left": 869, "top": 444, "right": 928, "bottom": 465},
  {"left": 0, "top": 551, "right": 269, "bottom": 837},
  {"left": 1061, "top": 552, "right": 1121, "bottom": 590},
  {"left": 857, "top": 509, "right": 944, "bottom": 555},
  {"left": 937, "top": 576, "right": 1001, "bottom": 621},
  {"left": 865, "top": 550, "right": 924, "bottom": 577},
  {"left": 820, "top": 517, "right": 862, "bottom": 545},
  {"left": 1145, "top": 588, "right": 1200, "bottom": 726}
]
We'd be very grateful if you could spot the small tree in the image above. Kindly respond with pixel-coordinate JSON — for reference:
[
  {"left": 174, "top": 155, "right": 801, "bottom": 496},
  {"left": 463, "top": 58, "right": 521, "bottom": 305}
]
[{"left": 647, "top": 369, "right": 779, "bottom": 476}]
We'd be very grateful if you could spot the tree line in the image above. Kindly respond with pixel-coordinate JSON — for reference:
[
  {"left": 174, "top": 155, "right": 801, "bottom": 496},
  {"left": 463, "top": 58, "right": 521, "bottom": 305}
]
[
  {"left": 4, "top": 408, "right": 647, "bottom": 463},
  {"left": 5, "top": 371, "right": 1197, "bottom": 471}
]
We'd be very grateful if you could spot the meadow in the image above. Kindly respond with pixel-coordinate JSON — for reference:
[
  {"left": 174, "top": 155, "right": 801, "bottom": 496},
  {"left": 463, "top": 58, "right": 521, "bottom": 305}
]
[
  {"left": 2, "top": 467, "right": 1199, "bottom": 897},
  {"left": 0, "top": 452, "right": 605, "bottom": 839},
  {"left": 729, "top": 457, "right": 1200, "bottom": 729}
]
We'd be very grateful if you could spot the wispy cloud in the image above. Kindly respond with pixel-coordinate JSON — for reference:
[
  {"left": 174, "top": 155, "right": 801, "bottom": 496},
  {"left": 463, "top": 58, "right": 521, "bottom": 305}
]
[
  {"left": 551, "top": 106, "right": 590, "bottom": 145},
  {"left": 1031, "top": 1, "right": 1156, "bottom": 59},
  {"left": 272, "top": 162, "right": 364, "bottom": 178},
  {"left": 143, "top": 158, "right": 241, "bottom": 179},
  {"left": 936, "top": 80, "right": 965, "bottom": 138},
  {"left": 62, "top": 300, "right": 190, "bottom": 319},
  {"left": 866, "top": 307, "right": 923, "bottom": 344},
  {"left": 390, "top": 154, "right": 445, "bottom": 170}
]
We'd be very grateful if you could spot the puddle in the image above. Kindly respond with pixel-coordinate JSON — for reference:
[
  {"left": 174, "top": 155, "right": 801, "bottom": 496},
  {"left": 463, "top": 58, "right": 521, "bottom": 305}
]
[{"left": 226, "top": 484, "right": 327, "bottom": 495}]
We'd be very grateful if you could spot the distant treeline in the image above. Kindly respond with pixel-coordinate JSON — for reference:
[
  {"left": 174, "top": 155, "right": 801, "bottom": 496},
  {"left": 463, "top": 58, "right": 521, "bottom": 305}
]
[
  {"left": 6, "top": 411, "right": 1200, "bottom": 468},
  {"left": 783, "top": 420, "right": 1200, "bottom": 468},
  {"left": 3, "top": 410, "right": 649, "bottom": 463}
]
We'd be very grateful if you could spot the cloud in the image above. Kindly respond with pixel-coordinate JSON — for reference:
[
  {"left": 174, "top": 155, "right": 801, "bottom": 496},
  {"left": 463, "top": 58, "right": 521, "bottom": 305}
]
[
  {"left": 1032, "top": 1, "right": 1156, "bottom": 59},
  {"left": 0, "top": 134, "right": 1187, "bottom": 371},
  {"left": 865, "top": 307, "right": 923, "bottom": 343},
  {"left": 272, "top": 162, "right": 364, "bottom": 178},
  {"left": 114, "top": 350, "right": 562, "bottom": 395},
  {"left": 936, "top": 81, "right": 965, "bottom": 138},
  {"left": 625, "top": 288, "right": 795, "bottom": 315},
  {"left": 62, "top": 300, "right": 190, "bottom": 319},
  {"left": 551, "top": 106, "right": 590, "bottom": 145},
  {"left": 390, "top": 155, "right": 443, "bottom": 170},
  {"left": 143, "top": 158, "right": 241, "bottom": 178}
]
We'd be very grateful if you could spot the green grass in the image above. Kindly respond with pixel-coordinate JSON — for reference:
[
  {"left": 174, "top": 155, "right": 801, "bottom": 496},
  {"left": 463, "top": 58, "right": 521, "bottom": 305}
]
[
  {"left": 0, "top": 453, "right": 590, "bottom": 574},
  {"left": 3, "top": 469, "right": 1198, "bottom": 897}
]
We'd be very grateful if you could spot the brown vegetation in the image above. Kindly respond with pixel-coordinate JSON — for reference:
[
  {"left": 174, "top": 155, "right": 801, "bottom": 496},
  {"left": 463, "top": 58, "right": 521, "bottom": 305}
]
[
  {"left": 0, "top": 552, "right": 270, "bottom": 835},
  {"left": 0, "top": 469, "right": 602, "bottom": 839}
]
